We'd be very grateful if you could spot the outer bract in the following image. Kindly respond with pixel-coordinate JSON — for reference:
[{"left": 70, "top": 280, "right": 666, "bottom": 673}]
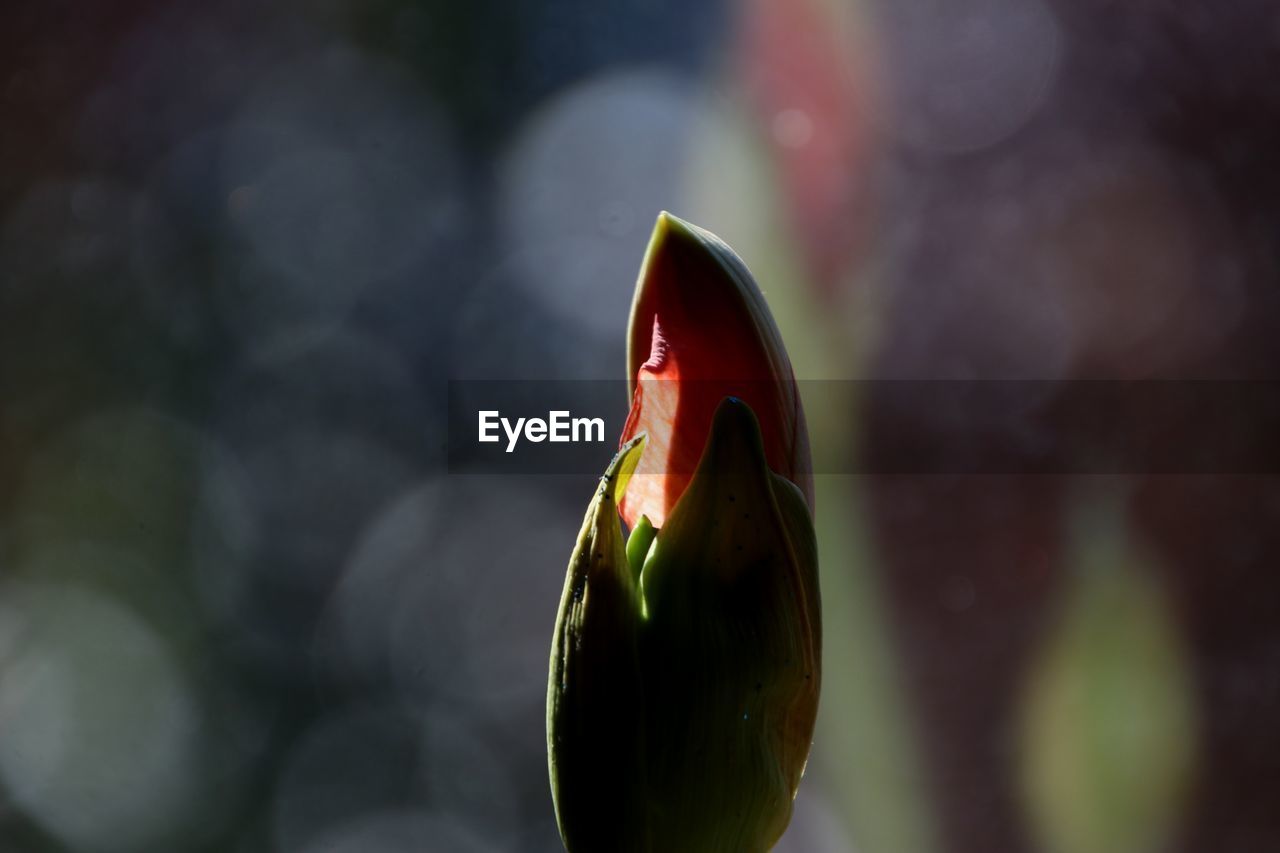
[{"left": 548, "top": 400, "right": 820, "bottom": 852}]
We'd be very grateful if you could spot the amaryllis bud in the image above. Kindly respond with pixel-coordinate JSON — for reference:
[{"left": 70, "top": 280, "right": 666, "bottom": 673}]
[
  {"left": 548, "top": 216, "right": 821, "bottom": 851},
  {"left": 619, "top": 212, "right": 812, "bottom": 530}
]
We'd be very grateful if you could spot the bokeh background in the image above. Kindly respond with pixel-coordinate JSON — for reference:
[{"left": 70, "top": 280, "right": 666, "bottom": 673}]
[{"left": 2, "top": 0, "right": 1278, "bottom": 851}]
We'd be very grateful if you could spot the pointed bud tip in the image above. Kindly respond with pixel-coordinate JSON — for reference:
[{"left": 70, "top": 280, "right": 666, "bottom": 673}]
[
  {"left": 595, "top": 432, "right": 648, "bottom": 514},
  {"left": 628, "top": 213, "right": 749, "bottom": 385},
  {"left": 647, "top": 210, "right": 706, "bottom": 255},
  {"left": 714, "top": 393, "right": 759, "bottom": 427},
  {"left": 702, "top": 396, "right": 769, "bottom": 475}
]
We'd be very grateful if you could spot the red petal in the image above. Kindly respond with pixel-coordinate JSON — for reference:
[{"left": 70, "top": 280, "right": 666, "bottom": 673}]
[{"left": 618, "top": 214, "right": 811, "bottom": 529}]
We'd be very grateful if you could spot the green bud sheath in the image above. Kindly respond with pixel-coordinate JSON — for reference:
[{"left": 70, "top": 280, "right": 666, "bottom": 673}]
[
  {"left": 548, "top": 435, "right": 651, "bottom": 853},
  {"left": 638, "top": 398, "right": 820, "bottom": 852},
  {"left": 548, "top": 400, "right": 820, "bottom": 852}
]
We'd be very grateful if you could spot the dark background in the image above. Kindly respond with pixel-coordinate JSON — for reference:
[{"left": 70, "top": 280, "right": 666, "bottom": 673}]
[{"left": 1, "top": 1, "right": 1277, "bottom": 851}]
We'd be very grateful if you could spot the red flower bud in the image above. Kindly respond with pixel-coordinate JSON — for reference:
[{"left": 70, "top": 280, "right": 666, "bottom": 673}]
[{"left": 619, "top": 212, "right": 812, "bottom": 529}]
